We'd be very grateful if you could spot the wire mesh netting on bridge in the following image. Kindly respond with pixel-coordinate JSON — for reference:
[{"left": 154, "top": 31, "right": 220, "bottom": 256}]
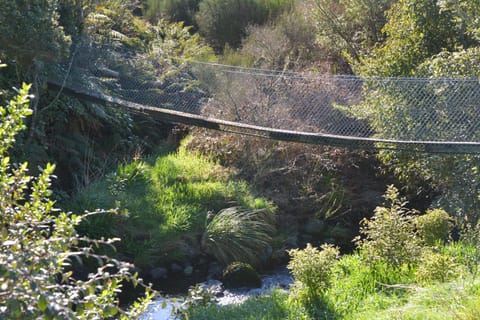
[{"left": 48, "top": 42, "right": 480, "bottom": 153}]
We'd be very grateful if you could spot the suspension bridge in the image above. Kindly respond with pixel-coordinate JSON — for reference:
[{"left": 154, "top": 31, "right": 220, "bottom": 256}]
[{"left": 47, "top": 42, "right": 480, "bottom": 153}]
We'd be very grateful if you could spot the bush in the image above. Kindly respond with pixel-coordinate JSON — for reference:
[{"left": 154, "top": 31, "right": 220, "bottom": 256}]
[
  {"left": 415, "top": 209, "right": 454, "bottom": 246},
  {"left": 239, "top": 7, "right": 318, "bottom": 70},
  {"left": 415, "top": 250, "right": 462, "bottom": 284},
  {"left": 202, "top": 206, "right": 276, "bottom": 267},
  {"left": 196, "top": 0, "right": 291, "bottom": 50},
  {"left": 356, "top": 185, "right": 422, "bottom": 268},
  {"left": 146, "top": 0, "right": 201, "bottom": 26},
  {"left": 0, "top": 83, "right": 151, "bottom": 319},
  {"left": 287, "top": 243, "right": 339, "bottom": 300}
]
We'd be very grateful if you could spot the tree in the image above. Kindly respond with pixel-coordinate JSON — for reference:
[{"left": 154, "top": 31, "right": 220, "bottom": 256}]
[
  {"left": 346, "top": 0, "right": 480, "bottom": 221},
  {"left": 310, "top": 0, "right": 395, "bottom": 65},
  {"left": 0, "top": 77, "right": 152, "bottom": 319},
  {"left": 0, "top": 0, "right": 70, "bottom": 67},
  {"left": 354, "top": 0, "right": 461, "bottom": 76}
]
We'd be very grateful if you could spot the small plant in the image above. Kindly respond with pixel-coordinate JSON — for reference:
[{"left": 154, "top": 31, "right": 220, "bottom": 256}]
[
  {"left": 183, "top": 284, "right": 218, "bottom": 309},
  {"left": 415, "top": 250, "right": 462, "bottom": 284},
  {"left": 287, "top": 243, "right": 340, "bottom": 300},
  {"left": 415, "top": 208, "right": 454, "bottom": 246},
  {"left": 107, "top": 160, "right": 147, "bottom": 196},
  {"left": 202, "top": 206, "right": 276, "bottom": 267},
  {"left": 355, "top": 185, "right": 422, "bottom": 268},
  {"left": 459, "top": 220, "right": 480, "bottom": 277}
]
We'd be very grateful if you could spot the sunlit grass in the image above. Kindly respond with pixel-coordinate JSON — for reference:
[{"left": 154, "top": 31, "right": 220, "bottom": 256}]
[
  {"left": 187, "top": 245, "right": 480, "bottom": 320},
  {"left": 68, "top": 143, "right": 274, "bottom": 268}
]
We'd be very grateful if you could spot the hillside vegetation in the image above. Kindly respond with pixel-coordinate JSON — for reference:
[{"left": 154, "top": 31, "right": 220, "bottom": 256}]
[{"left": 1, "top": 0, "right": 480, "bottom": 319}]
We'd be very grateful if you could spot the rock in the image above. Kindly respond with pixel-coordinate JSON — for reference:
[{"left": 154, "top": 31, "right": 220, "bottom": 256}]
[
  {"left": 270, "top": 249, "right": 288, "bottom": 266},
  {"left": 303, "top": 218, "right": 325, "bottom": 236},
  {"left": 150, "top": 267, "right": 168, "bottom": 280},
  {"left": 222, "top": 262, "right": 262, "bottom": 289},
  {"left": 207, "top": 262, "right": 223, "bottom": 280},
  {"left": 170, "top": 263, "right": 183, "bottom": 273},
  {"left": 183, "top": 265, "right": 194, "bottom": 276}
]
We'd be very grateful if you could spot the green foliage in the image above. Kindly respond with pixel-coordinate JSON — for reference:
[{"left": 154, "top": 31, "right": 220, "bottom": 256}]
[
  {"left": 70, "top": 144, "right": 273, "bottom": 268},
  {"left": 83, "top": 0, "right": 152, "bottom": 47},
  {"left": 356, "top": 185, "right": 422, "bottom": 268},
  {"left": 346, "top": 1, "right": 480, "bottom": 223},
  {"left": 146, "top": 0, "right": 201, "bottom": 26},
  {"left": 415, "top": 250, "right": 462, "bottom": 284},
  {"left": 354, "top": 280, "right": 480, "bottom": 320},
  {"left": 180, "top": 284, "right": 217, "bottom": 312},
  {"left": 0, "top": 83, "right": 151, "bottom": 319},
  {"left": 415, "top": 209, "right": 454, "bottom": 246},
  {"left": 458, "top": 221, "right": 480, "bottom": 276},
  {"left": 311, "top": 0, "right": 395, "bottom": 63},
  {"left": 185, "top": 289, "right": 312, "bottom": 320},
  {"left": 355, "top": 0, "right": 461, "bottom": 76},
  {"left": 202, "top": 207, "right": 276, "bottom": 267},
  {"left": 287, "top": 243, "right": 339, "bottom": 300},
  {"left": 196, "top": 0, "right": 292, "bottom": 50},
  {"left": 151, "top": 19, "right": 215, "bottom": 65},
  {"left": 238, "top": 5, "right": 318, "bottom": 69},
  {"left": 0, "top": 0, "right": 71, "bottom": 66}
]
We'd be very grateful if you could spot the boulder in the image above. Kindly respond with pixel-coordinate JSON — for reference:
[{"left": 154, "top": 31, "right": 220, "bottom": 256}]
[
  {"left": 150, "top": 267, "right": 168, "bottom": 280},
  {"left": 222, "top": 262, "right": 262, "bottom": 289}
]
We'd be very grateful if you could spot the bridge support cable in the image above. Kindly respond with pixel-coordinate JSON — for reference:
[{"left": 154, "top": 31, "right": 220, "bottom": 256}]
[
  {"left": 46, "top": 42, "right": 480, "bottom": 153},
  {"left": 47, "top": 80, "right": 480, "bottom": 154}
]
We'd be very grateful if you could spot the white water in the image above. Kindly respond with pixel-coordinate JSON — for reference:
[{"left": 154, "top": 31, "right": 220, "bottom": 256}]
[{"left": 141, "top": 268, "right": 293, "bottom": 319}]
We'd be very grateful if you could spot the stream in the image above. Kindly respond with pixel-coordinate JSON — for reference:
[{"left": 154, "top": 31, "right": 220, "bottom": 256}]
[{"left": 141, "top": 267, "right": 293, "bottom": 319}]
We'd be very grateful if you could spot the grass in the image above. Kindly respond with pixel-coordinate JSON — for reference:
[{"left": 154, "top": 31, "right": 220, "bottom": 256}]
[
  {"left": 203, "top": 206, "right": 276, "bottom": 267},
  {"left": 67, "top": 142, "right": 274, "bottom": 269},
  {"left": 186, "top": 290, "right": 313, "bottom": 320},
  {"left": 186, "top": 243, "right": 480, "bottom": 320}
]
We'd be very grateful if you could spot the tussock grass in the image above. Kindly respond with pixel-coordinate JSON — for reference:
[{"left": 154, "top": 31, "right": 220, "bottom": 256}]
[{"left": 202, "top": 206, "right": 276, "bottom": 266}]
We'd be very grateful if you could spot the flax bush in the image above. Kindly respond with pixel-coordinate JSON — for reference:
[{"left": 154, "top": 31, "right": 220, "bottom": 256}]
[{"left": 0, "top": 82, "right": 152, "bottom": 319}]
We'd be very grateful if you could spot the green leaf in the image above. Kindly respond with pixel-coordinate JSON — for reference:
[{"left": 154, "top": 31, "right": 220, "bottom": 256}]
[{"left": 37, "top": 295, "right": 48, "bottom": 312}]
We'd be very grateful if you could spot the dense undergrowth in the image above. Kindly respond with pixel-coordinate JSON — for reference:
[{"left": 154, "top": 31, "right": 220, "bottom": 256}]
[{"left": 68, "top": 138, "right": 275, "bottom": 270}]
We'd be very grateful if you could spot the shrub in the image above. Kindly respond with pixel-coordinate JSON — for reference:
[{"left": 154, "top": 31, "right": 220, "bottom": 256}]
[
  {"left": 146, "top": 0, "right": 201, "bottom": 26},
  {"left": 196, "top": 0, "right": 291, "bottom": 50},
  {"left": 356, "top": 185, "right": 422, "bottom": 268},
  {"left": 415, "top": 209, "right": 454, "bottom": 246},
  {"left": 202, "top": 206, "right": 276, "bottom": 267},
  {"left": 287, "top": 243, "right": 340, "bottom": 300},
  {"left": 240, "top": 7, "right": 318, "bottom": 70},
  {"left": 415, "top": 250, "right": 462, "bottom": 284},
  {"left": 0, "top": 83, "right": 151, "bottom": 319}
]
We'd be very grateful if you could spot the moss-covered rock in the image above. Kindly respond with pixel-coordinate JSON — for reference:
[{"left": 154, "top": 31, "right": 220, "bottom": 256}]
[{"left": 222, "top": 262, "right": 262, "bottom": 289}]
